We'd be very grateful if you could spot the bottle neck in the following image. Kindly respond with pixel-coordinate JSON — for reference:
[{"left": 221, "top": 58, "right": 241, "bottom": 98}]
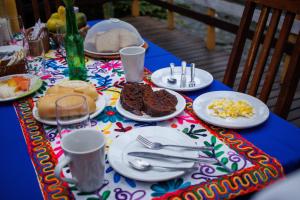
[{"left": 65, "top": 6, "right": 79, "bottom": 35}]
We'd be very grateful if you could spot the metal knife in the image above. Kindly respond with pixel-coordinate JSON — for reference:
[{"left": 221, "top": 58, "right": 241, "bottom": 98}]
[
  {"left": 180, "top": 61, "right": 187, "bottom": 88},
  {"left": 128, "top": 152, "right": 216, "bottom": 163}
]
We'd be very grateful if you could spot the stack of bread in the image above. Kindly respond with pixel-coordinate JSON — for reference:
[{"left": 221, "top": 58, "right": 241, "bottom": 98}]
[{"left": 37, "top": 80, "right": 98, "bottom": 119}]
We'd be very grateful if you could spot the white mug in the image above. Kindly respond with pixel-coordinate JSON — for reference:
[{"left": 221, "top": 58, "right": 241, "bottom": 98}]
[
  {"left": 120, "top": 46, "right": 145, "bottom": 82},
  {"left": 54, "top": 128, "right": 105, "bottom": 192}
]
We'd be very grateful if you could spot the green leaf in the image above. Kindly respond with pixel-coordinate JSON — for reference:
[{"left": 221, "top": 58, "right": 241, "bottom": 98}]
[
  {"left": 211, "top": 136, "right": 216, "bottom": 145},
  {"left": 87, "top": 198, "right": 99, "bottom": 200},
  {"left": 77, "top": 191, "right": 95, "bottom": 195},
  {"left": 216, "top": 167, "right": 230, "bottom": 173},
  {"left": 189, "top": 134, "right": 199, "bottom": 139},
  {"left": 221, "top": 157, "right": 228, "bottom": 165},
  {"left": 193, "top": 129, "right": 206, "bottom": 133},
  {"left": 182, "top": 128, "right": 189, "bottom": 134},
  {"left": 203, "top": 150, "right": 213, "bottom": 157},
  {"left": 214, "top": 144, "right": 223, "bottom": 151},
  {"left": 102, "top": 191, "right": 111, "bottom": 200},
  {"left": 231, "top": 162, "right": 238, "bottom": 171},
  {"left": 204, "top": 141, "right": 211, "bottom": 147},
  {"left": 69, "top": 186, "right": 77, "bottom": 191},
  {"left": 215, "top": 151, "right": 224, "bottom": 158}
]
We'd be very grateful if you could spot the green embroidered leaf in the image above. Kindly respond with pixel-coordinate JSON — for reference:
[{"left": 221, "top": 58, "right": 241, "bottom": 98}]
[
  {"left": 77, "top": 191, "right": 95, "bottom": 195},
  {"left": 203, "top": 150, "right": 213, "bottom": 157},
  {"left": 102, "top": 191, "right": 111, "bottom": 200},
  {"left": 69, "top": 186, "right": 78, "bottom": 191},
  {"left": 193, "top": 129, "right": 206, "bottom": 133},
  {"left": 87, "top": 198, "right": 99, "bottom": 200},
  {"left": 221, "top": 157, "right": 228, "bottom": 165},
  {"left": 215, "top": 151, "right": 224, "bottom": 158},
  {"left": 216, "top": 167, "right": 229, "bottom": 173},
  {"left": 211, "top": 136, "right": 216, "bottom": 145},
  {"left": 189, "top": 134, "right": 199, "bottom": 139},
  {"left": 231, "top": 162, "right": 238, "bottom": 171},
  {"left": 182, "top": 128, "right": 189, "bottom": 134},
  {"left": 204, "top": 141, "right": 211, "bottom": 147},
  {"left": 214, "top": 144, "right": 223, "bottom": 150}
]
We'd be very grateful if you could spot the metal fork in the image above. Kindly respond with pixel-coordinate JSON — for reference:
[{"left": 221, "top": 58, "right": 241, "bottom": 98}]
[
  {"left": 189, "top": 63, "right": 196, "bottom": 87},
  {"left": 137, "top": 135, "right": 213, "bottom": 151}
]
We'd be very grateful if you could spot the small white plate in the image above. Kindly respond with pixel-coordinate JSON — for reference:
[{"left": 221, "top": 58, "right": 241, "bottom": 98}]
[
  {"left": 108, "top": 126, "right": 198, "bottom": 182},
  {"left": 193, "top": 91, "right": 270, "bottom": 129},
  {"left": 116, "top": 88, "right": 186, "bottom": 122},
  {"left": 151, "top": 67, "right": 213, "bottom": 92},
  {"left": 32, "top": 95, "right": 106, "bottom": 125},
  {"left": 0, "top": 45, "right": 23, "bottom": 54},
  {"left": 0, "top": 74, "right": 43, "bottom": 102}
]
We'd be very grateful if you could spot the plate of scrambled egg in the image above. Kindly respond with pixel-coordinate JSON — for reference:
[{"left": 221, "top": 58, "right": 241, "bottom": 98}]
[{"left": 193, "top": 91, "right": 269, "bottom": 129}]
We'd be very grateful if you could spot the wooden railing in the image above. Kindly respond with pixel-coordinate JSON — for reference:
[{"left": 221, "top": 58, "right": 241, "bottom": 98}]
[{"left": 130, "top": 0, "right": 298, "bottom": 54}]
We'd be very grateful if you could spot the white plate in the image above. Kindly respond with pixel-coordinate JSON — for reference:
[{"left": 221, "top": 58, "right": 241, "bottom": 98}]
[
  {"left": 116, "top": 88, "right": 186, "bottom": 122},
  {"left": 32, "top": 95, "right": 106, "bottom": 125},
  {"left": 151, "top": 67, "right": 213, "bottom": 92},
  {"left": 193, "top": 91, "right": 270, "bottom": 129},
  {"left": 0, "top": 74, "right": 43, "bottom": 102},
  {"left": 108, "top": 126, "right": 198, "bottom": 182},
  {"left": 0, "top": 45, "right": 23, "bottom": 54}
]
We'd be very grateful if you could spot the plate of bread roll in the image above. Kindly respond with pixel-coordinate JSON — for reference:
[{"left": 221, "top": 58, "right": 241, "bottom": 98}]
[
  {"left": 33, "top": 80, "right": 106, "bottom": 125},
  {"left": 84, "top": 19, "right": 147, "bottom": 59}
]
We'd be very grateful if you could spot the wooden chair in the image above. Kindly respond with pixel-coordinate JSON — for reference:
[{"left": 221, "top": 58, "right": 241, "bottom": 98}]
[
  {"left": 223, "top": 0, "right": 300, "bottom": 119},
  {"left": 30, "top": 0, "right": 61, "bottom": 21}
]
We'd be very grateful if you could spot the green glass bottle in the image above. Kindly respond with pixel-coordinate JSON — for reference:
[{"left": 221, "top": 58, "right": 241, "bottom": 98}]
[{"left": 63, "top": 0, "right": 87, "bottom": 80}]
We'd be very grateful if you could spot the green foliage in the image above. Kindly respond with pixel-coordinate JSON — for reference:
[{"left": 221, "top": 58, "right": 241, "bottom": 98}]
[{"left": 112, "top": 0, "right": 167, "bottom": 19}]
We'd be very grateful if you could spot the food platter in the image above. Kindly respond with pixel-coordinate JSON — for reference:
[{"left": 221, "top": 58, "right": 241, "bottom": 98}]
[
  {"left": 0, "top": 74, "right": 43, "bottom": 102},
  {"left": 116, "top": 88, "right": 186, "bottom": 122}
]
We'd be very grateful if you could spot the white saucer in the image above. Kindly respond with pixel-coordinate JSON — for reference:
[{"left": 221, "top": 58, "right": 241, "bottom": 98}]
[
  {"left": 116, "top": 88, "right": 186, "bottom": 122},
  {"left": 151, "top": 67, "right": 213, "bottom": 92},
  {"left": 108, "top": 126, "right": 198, "bottom": 182},
  {"left": 32, "top": 95, "right": 106, "bottom": 125},
  {"left": 193, "top": 91, "right": 270, "bottom": 129}
]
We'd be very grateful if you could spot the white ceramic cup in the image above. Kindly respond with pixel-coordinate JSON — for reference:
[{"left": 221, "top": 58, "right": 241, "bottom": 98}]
[
  {"left": 54, "top": 128, "right": 105, "bottom": 192},
  {"left": 119, "top": 46, "right": 145, "bottom": 82}
]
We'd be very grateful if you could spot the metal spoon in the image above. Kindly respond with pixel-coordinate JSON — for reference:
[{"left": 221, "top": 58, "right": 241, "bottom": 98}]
[
  {"left": 128, "top": 159, "right": 198, "bottom": 171},
  {"left": 167, "top": 63, "right": 177, "bottom": 84}
]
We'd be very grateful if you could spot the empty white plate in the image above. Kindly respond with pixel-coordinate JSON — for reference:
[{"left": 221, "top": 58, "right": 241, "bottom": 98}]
[
  {"left": 116, "top": 88, "right": 186, "bottom": 122},
  {"left": 108, "top": 126, "right": 198, "bottom": 182},
  {"left": 151, "top": 67, "right": 213, "bottom": 92},
  {"left": 193, "top": 91, "right": 269, "bottom": 129}
]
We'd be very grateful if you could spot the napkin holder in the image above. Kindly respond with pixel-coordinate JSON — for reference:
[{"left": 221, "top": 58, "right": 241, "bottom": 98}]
[{"left": 26, "top": 27, "right": 50, "bottom": 53}]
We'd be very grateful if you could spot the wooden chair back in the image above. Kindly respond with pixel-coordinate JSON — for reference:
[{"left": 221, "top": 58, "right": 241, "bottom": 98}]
[
  {"left": 31, "top": 0, "right": 61, "bottom": 21},
  {"left": 223, "top": 0, "right": 300, "bottom": 118}
]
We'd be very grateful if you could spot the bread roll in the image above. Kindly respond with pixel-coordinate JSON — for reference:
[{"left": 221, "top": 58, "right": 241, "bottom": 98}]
[
  {"left": 95, "top": 29, "right": 120, "bottom": 53},
  {"left": 47, "top": 80, "right": 98, "bottom": 100},
  {"left": 119, "top": 29, "right": 139, "bottom": 48},
  {"left": 94, "top": 28, "right": 139, "bottom": 53},
  {"left": 37, "top": 93, "right": 96, "bottom": 119}
]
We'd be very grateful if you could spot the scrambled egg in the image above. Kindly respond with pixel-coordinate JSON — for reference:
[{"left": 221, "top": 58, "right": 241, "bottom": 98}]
[{"left": 208, "top": 98, "right": 254, "bottom": 118}]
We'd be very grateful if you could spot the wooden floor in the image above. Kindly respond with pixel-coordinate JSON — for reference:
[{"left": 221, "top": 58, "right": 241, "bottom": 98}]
[{"left": 123, "top": 16, "right": 300, "bottom": 127}]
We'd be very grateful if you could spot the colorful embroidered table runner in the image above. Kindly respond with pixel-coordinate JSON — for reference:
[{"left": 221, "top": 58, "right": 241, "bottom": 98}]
[{"left": 13, "top": 50, "right": 284, "bottom": 200}]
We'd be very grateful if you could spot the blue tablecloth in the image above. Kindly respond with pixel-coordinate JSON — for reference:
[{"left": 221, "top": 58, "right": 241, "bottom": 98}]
[{"left": 0, "top": 20, "right": 299, "bottom": 199}]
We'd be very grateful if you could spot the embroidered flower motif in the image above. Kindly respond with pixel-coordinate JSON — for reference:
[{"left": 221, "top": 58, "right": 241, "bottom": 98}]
[
  {"left": 97, "top": 106, "right": 123, "bottom": 123},
  {"left": 106, "top": 166, "right": 136, "bottom": 188},
  {"left": 150, "top": 178, "right": 191, "bottom": 197}
]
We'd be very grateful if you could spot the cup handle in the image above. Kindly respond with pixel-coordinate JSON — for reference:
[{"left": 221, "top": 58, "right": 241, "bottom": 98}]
[{"left": 54, "top": 156, "right": 77, "bottom": 184}]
